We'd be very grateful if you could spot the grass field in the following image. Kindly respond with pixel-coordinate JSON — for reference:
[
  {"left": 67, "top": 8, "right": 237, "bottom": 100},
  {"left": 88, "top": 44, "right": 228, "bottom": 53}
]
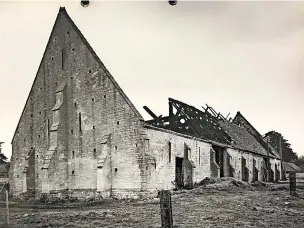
[{"left": 1, "top": 180, "right": 304, "bottom": 228}]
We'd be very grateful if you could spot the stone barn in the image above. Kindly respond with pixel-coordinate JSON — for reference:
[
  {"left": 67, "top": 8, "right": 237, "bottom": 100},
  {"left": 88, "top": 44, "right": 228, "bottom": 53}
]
[
  {"left": 144, "top": 98, "right": 282, "bottom": 188},
  {"left": 10, "top": 7, "right": 282, "bottom": 200}
]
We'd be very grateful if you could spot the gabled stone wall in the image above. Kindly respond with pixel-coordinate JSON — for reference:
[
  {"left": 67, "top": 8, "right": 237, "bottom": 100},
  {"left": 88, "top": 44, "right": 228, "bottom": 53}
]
[{"left": 10, "top": 8, "right": 144, "bottom": 200}]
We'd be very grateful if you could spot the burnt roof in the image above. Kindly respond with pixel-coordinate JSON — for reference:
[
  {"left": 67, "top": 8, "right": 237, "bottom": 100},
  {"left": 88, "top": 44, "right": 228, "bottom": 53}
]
[
  {"left": 146, "top": 98, "right": 232, "bottom": 146},
  {"left": 145, "top": 98, "right": 278, "bottom": 158}
]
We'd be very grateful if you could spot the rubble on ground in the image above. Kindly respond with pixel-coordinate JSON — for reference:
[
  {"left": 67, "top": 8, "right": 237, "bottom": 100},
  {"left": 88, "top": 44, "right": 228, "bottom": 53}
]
[{"left": 197, "top": 177, "right": 253, "bottom": 190}]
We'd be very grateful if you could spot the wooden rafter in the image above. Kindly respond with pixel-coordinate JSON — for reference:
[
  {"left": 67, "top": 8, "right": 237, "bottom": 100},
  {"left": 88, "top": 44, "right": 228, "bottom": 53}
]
[{"left": 143, "top": 106, "right": 158, "bottom": 119}]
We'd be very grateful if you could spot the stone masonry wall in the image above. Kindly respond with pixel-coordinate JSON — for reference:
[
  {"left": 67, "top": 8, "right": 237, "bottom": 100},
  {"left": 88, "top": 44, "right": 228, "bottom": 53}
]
[
  {"left": 144, "top": 127, "right": 211, "bottom": 190},
  {"left": 10, "top": 9, "right": 144, "bottom": 199},
  {"left": 226, "top": 148, "right": 281, "bottom": 182},
  {"left": 143, "top": 126, "right": 282, "bottom": 192}
]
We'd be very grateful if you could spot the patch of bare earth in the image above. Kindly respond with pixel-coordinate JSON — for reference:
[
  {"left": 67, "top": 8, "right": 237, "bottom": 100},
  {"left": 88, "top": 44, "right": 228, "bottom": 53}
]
[{"left": 1, "top": 179, "right": 304, "bottom": 227}]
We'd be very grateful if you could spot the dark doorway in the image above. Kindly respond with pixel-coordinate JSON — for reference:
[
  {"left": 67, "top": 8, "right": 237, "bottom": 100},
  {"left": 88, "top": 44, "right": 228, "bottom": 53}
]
[
  {"left": 269, "top": 169, "right": 274, "bottom": 182},
  {"left": 263, "top": 157, "right": 270, "bottom": 182},
  {"left": 252, "top": 159, "right": 259, "bottom": 182},
  {"left": 241, "top": 157, "right": 249, "bottom": 182},
  {"left": 26, "top": 148, "right": 36, "bottom": 193},
  {"left": 212, "top": 145, "right": 224, "bottom": 177},
  {"left": 275, "top": 164, "right": 280, "bottom": 182},
  {"left": 261, "top": 159, "right": 267, "bottom": 182},
  {"left": 175, "top": 157, "right": 184, "bottom": 188}
]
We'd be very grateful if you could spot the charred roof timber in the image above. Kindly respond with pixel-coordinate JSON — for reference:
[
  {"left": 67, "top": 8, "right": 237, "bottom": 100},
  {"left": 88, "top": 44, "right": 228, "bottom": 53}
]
[
  {"left": 144, "top": 98, "right": 280, "bottom": 158},
  {"left": 145, "top": 98, "right": 232, "bottom": 145},
  {"left": 81, "top": 0, "right": 90, "bottom": 7},
  {"left": 202, "top": 104, "right": 227, "bottom": 121},
  {"left": 143, "top": 106, "right": 158, "bottom": 119}
]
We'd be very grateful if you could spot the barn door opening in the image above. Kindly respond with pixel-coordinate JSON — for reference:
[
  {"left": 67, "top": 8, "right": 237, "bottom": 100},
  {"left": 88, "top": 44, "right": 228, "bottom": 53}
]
[
  {"left": 261, "top": 159, "right": 267, "bottom": 182},
  {"left": 175, "top": 157, "right": 184, "bottom": 188},
  {"left": 212, "top": 145, "right": 225, "bottom": 177},
  {"left": 275, "top": 164, "right": 280, "bottom": 182},
  {"left": 241, "top": 157, "right": 249, "bottom": 182},
  {"left": 252, "top": 159, "right": 258, "bottom": 182},
  {"left": 23, "top": 147, "right": 36, "bottom": 196}
]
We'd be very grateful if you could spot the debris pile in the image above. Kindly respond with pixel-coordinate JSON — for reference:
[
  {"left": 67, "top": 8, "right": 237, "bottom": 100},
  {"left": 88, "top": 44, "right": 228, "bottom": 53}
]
[{"left": 197, "top": 177, "right": 253, "bottom": 190}]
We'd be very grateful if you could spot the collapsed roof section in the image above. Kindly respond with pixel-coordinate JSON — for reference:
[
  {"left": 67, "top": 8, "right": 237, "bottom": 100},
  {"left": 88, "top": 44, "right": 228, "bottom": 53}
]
[
  {"left": 145, "top": 98, "right": 232, "bottom": 146},
  {"left": 144, "top": 98, "right": 278, "bottom": 158}
]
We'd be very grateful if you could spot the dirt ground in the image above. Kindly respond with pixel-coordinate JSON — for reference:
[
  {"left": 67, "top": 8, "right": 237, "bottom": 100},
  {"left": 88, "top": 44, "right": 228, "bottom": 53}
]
[{"left": 1, "top": 180, "right": 304, "bottom": 228}]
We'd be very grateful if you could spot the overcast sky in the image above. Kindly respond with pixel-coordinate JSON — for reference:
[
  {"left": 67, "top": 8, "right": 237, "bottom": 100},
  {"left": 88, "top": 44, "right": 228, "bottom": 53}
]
[{"left": 0, "top": 1, "right": 303, "bottom": 160}]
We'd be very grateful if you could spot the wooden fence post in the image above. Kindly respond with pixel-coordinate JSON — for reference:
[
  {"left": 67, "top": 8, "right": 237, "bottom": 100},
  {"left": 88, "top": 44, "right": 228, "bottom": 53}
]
[
  {"left": 289, "top": 172, "right": 296, "bottom": 196},
  {"left": 6, "top": 189, "right": 10, "bottom": 226},
  {"left": 159, "top": 190, "right": 173, "bottom": 228}
]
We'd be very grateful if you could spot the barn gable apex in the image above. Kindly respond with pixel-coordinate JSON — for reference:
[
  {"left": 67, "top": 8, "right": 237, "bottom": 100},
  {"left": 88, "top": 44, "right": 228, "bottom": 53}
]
[{"left": 11, "top": 7, "right": 143, "bottom": 144}]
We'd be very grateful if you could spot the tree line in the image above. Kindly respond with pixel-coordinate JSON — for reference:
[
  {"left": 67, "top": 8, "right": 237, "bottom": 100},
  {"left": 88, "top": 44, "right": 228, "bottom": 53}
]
[{"left": 265, "top": 130, "right": 303, "bottom": 169}]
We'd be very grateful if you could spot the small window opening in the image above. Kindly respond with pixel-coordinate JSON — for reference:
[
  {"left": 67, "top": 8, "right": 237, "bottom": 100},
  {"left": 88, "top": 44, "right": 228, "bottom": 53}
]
[
  {"left": 115, "top": 146, "right": 117, "bottom": 150},
  {"left": 104, "top": 95, "right": 106, "bottom": 98},
  {"left": 36, "top": 155, "right": 38, "bottom": 158},
  {"left": 30, "top": 114, "right": 33, "bottom": 117},
  {"left": 72, "top": 170, "right": 75, "bottom": 175},
  {"left": 67, "top": 31, "right": 69, "bottom": 35},
  {"left": 93, "top": 148, "right": 96, "bottom": 156},
  {"left": 38, "top": 135, "right": 41, "bottom": 138},
  {"left": 146, "top": 166, "right": 148, "bottom": 170},
  {"left": 117, "top": 121, "right": 119, "bottom": 125},
  {"left": 51, "top": 57, "right": 54, "bottom": 60},
  {"left": 37, "top": 174, "right": 39, "bottom": 177},
  {"left": 93, "top": 126, "right": 95, "bottom": 129},
  {"left": 89, "top": 70, "right": 92, "bottom": 73},
  {"left": 74, "top": 102, "right": 77, "bottom": 107},
  {"left": 72, "top": 48, "right": 75, "bottom": 51},
  {"left": 61, "top": 49, "right": 64, "bottom": 70},
  {"left": 17, "top": 175, "right": 19, "bottom": 178},
  {"left": 79, "top": 113, "right": 82, "bottom": 132},
  {"left": 71, "top": 76, "right": 73, "bottom": 79},
  {"left": 92, "top": 98, "right": 95, "bottom": 101},
  {"left": 114, "top": 168, "right": 118, "bottom": 172},
  {"left": 168, "top": 142, "right": 171, "bottom": 163},
  {"left": 199, "top": 147, "right": 201, "bottom": 164},
  {"left": 135, "top": 144, "right": 138, "bottom": 147},
  {"left": 47, "top": 119, "right": 50, "bottom": 140},
  {"left": 16, "top": 157, "right": 18, "bottom": 160},
  {"left": 154, "top": 163, "right": 157, "bottom": 169},
  {"left": 39, "top": 111, "right": 42, "bottom": 115},
  {"left": 72, "top": 151, "right": 75, "bottom": 159},
  {"left": 71, "top": 129, "right": 74, "bottom": 134},
  {"left": 55, "top": 82, "right": 57, "bottom": 85}
]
